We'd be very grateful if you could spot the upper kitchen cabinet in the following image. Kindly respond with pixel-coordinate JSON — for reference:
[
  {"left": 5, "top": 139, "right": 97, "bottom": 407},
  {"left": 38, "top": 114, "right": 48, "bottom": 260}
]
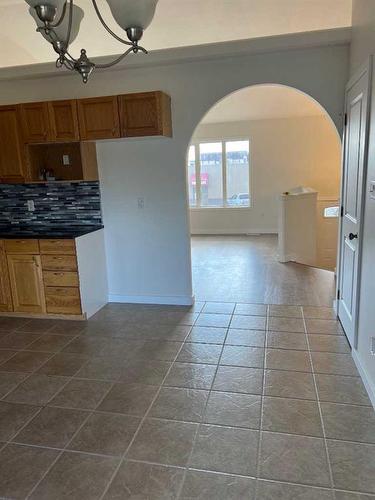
[
  {"left": 19, "top": 101, "right": 52, "bottom": 143},
  {"left": 48, "top": 100, "right": 80, "bottom": 142},
  {"left": 0, "top": 105, "right": 27, "bottom": 183},
  {"left": 77, "top": 96, "right": 120, "bottom": 140},
  {"left": 119, "top": 91, "right": 172, "bottom": 137}
]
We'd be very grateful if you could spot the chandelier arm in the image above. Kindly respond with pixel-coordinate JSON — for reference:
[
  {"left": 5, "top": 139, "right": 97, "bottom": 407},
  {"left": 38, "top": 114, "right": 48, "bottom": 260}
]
[
  {"left": 95, "top": 46, "right": 135, "bottom": 69},
  {"left": 91, "top": 0, "right": 133, "bottom": 47}
]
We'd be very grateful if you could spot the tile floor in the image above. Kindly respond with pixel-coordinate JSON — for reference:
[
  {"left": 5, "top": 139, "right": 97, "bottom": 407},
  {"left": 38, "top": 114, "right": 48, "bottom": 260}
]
[{"left": 0, "top": 302, "right": 373, "bottom": 499}]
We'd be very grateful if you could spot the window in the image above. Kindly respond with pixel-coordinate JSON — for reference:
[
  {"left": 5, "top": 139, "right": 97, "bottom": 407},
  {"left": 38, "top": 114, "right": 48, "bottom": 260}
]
[{"left": 187, "top": 139, "right": 250, "bottom": 208}]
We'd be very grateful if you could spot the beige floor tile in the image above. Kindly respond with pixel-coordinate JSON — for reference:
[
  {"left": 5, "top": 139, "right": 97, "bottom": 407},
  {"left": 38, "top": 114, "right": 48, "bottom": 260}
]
[
  {"left": 0, "top": 444, "right": 59, "bottom": 499},
  {"left": 164, "top": 362, "right": 216, "bottom": 390},
  {"left": 268, "top": 317, "right": 305, "bottom": 332},
  {"left": 269, "top": 305, "right": 303, "bottom": 318},
  {"left": 30, "top": 451, "right": 119, "bottom": 500},
  {"left": 305, "top": 319, "right": 344, "bottom": 335},
  {"left": 234, "top": 303, "right": 268, "bottom": 316},
  {"left": 49, "top": 379, "right": 112, "bottom": 410},
  {"left": 265, "top": 348, "right": 311, "bottom": 372},
  {"left": 0, "top": 332, "right": 42, "bottom": 350},
  {"left": 308, "top": 334, "right": 350, "bottom": 353},
  {"left": 204, "top": 391, "right": 261, "bottom": 429},
  {"left": 321, "top": 403, "right": 375, "bottom": 444},
  {"left": 61, "top": 336, "right": 107, "bottom": 355},
  {"left": 220, "top": 345, "right": 264, "bottom": 368},
  {"left": 196, "top": 313, "right": 232, "bottom": 328},
  {"left": 213, "top": 365, "right": 263, "bottom": 395},
  {"left": 259, "top": 431, "right": 331, "bottom": 487},
  {"left": 225, "top": 329, "right": 266, "bottom": 347},
  {"left": 311, "top": 352, "right": 359, "bottom": 377},
  {"left": 0, "top": 371, "right": 28, "bottom": 398},
  {"left": 74, "top": 357, "right": 124, "bottom": 381},
  {"left": 0, "top": 351, "right": 52, "bottom": 373},
  {"left": 267, "top": 331, "right": 308, "bottom": 350},
  {"left": 328, "top": 440, "right": 375, "bottom": 494},
  {"left": 190, "top": 424, "right": 259, "bottom": 476},
  {"left": 202, "top": 302, "right": 235, "bottom": 314},
  {"left": 98, "top": 382, "right": 158, "bottom": 416},
  {"left": 150, "top": 387, "right": 209, "bottom": 422},
  {"left": 0, "top": 402, "right": 40, "bottom": 441},
  {"left": 28, "top": 334, "right": 77, "bottom": 353},
  {"left": 128, "top": 418, "right": 198, "bottom": 466},
  {"left": 177, "top": 343, "right": 222, "bottom": 364},
  {"left": 262, "top": 396, "right": 323, "bottom": 437},
  {"left": 136, "top": 341, "right": 183, "bottom": 361},
  {"left": 5, "top": 374, "right": 69, "bottom": 405},
  {"left": 16, "top": 319, "right": 57, "bottom": 334},
  {"left": 68, "top": 412, "right": 140, "bottom": 456},
  {"left": 230, "top": 315, "right": 267, "bottom": 330},
  {"left": 37, "top": 353, "right": 88, "bottom": 376},
  {"left": 180, "top": 470, "right": 256, "bottom": 500},
  {"left": 0, "top": 349, "right": 18, "bottom": 365},
  {"left": 14, "top": 406, "right": 88, "bottom": 448},
  {"left": 303, "top": 306, "right": 337, "bottom": 320},
  {"left": 118, "top": 359, "right": 171, "bottom": 385},
  {"left": 264, "top": 369, "right": 317, "bottom": 400},
  {"left": 104, "top": 461, "right": 184, "bottom": 499},
  {"left": 315, "top": 374, "right": 371, "bottom": 406},
  {"left": 333, "top": 491, "right": 375, "bottom": 499},
  {"left": 257, "top": 480, "right": 333, "bottom": 499},
  {"left": 0, "top": 317, "right": 30, "bottom": 332},
  {"left": 187, "top": 326, "right": 227, "bottom": 344}
]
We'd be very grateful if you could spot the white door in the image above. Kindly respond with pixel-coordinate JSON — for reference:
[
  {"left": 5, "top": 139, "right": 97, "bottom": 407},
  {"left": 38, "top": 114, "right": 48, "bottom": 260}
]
[{"left": 338, "top": 60, "right": 372, "bottom": 347}]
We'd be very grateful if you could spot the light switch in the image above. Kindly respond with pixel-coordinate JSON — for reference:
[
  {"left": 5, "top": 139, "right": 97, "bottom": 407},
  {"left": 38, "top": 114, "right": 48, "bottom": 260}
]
[
  {"left": 138, "top": 197, "right": 144, "bottom": 209},
  {"left": 63, "top": 154, "right": 71, "bottom": 166},
  {"left": 26, "top": 200, "right": 35, "bottom": 212},
  {"left": 370, "top": 181, "right": 375, "bottom": 200}
]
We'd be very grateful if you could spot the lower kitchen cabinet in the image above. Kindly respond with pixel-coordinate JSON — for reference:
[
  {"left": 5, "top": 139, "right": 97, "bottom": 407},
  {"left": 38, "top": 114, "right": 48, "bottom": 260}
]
[
  {"left": 0, "top": 242, "right": 13, "bottom": 312},
  {"left": 0, "top": 229, "right": 107, "bottom": 319},
  {"left": 7, "top": 254, "right": 46, "bottom": 314}
]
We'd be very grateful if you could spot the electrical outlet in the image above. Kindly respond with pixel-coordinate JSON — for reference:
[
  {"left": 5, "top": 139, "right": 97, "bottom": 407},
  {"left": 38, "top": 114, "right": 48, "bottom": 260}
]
[
  {"left": 371, "top": 337, "right": 375, "bottom": 355},
  {"left": 26, "top": 200, "right": 35, "bottom": 212},
  {"left": 63, "top": 154, "right": 71, "bottom": 166}
]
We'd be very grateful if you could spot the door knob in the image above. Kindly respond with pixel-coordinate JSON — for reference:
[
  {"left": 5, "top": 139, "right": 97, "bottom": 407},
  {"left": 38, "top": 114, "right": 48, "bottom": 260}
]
[{"left": 348, "top": 233, "right": 358, "bottom": 240}]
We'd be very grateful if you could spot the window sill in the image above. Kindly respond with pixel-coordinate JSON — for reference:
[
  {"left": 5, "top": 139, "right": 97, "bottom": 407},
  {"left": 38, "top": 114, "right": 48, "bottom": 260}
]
[{"left": 190, "top": 206, "right": 252, "bottom": 211}]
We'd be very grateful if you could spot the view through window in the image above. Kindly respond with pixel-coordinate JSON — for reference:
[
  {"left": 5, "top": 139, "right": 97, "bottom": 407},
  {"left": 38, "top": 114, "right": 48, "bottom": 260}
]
[{"left": 187, "top": 140, "right": 250, "bottom": 208}]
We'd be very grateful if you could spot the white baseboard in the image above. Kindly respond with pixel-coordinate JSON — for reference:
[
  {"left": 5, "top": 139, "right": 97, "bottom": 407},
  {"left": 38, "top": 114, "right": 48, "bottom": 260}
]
[
  {"left": 108, "top": 294, "right": 195, "bottom": 306},
  {"left": 352, "top": 348, "right": 375, "bottom": 409},
  {"left": 190, "top": 230, "right": 277, "bottom": 235}
]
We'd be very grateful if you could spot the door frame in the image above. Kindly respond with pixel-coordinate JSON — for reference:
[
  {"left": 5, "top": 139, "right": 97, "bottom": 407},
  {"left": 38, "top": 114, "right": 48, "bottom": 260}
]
[{"left": 336, "top": 56, "right": 373, "bottom": 349}]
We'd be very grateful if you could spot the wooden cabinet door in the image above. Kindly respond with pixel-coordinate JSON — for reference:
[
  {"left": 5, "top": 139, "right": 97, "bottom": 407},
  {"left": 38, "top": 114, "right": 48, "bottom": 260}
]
[
  {"left": 0, "top": 242, "right": 12, "bottom": 312},
  {"left": 20, "top": 102, "right": 52, "bottom": 143},
  {"left": 0, "top": 106, "right": 26, "bottom": 183},
  {"left": 119, "top": 91, "right": 172, "bottom": 137},
  {"left": 7, "top": 254, "right": 46, "bottom": 313},
  {"left": 77, "top": 96, "right": 120, "bottom": 140},
  {"left": 49, "top": 100, "right": 80, "bottom": 142}
]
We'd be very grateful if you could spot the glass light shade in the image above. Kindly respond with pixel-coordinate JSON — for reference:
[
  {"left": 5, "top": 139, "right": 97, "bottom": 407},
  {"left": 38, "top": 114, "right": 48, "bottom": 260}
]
[
  {"left": 29, "top": 4, "right": 84, "bottom": 44},
  {"left": 25, "top": 0, "right": 66, "bottom": 9},
  {"left": 105, "top": 0, "right": 158, "bottom": 30}
]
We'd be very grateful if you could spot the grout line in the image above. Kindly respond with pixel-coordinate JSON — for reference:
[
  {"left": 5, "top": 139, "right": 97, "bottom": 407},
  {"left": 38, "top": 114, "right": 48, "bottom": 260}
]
[
  {"left": 98, "top": 329, "right": 196, "bottom": 500},
  {"left": 302, "top": 307, "right": 335, "bottom": 494},
  {"left": 254, "top": 304, "right": 269, "bottom": 500},
  {"left": 174, "top": 311, "right": 231, "bottom": 500}
]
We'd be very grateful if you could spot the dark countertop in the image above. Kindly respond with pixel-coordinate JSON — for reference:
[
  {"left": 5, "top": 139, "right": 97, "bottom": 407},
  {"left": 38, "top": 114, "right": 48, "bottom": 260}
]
[{"left": 0, "top": 226, "right": 104, "bottom": 239}]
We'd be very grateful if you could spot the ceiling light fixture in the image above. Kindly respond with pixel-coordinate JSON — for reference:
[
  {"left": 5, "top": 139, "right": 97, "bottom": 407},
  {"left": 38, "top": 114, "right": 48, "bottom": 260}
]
[{"left": 25, "top": 0, "right": 159, "bottom": 83}]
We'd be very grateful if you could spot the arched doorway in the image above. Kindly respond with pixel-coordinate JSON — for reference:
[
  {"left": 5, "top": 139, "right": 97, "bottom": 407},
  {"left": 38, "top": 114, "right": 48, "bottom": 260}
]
[{"left": 185, "top": 84, "right": 342, "bottom": 305}]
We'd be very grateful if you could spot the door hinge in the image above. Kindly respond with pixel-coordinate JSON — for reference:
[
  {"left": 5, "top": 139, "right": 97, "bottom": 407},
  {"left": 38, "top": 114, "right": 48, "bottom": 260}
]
[
  {"left": 337, "top": 289, "right": 341, "bottom": 300},
  {"left": 341, "top": 205, "right": 344, "bottom": 217},
  {"left": 344, "top": 113, "right": 348, "bottom": 126}
]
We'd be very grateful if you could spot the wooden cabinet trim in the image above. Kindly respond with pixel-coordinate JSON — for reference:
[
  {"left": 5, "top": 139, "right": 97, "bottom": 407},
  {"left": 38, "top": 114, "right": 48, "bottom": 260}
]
[
  {"left": 77, "top": 96, "right": 120, "bottom": 140},
  {"left": 4, "top": 239, "right": 40, "bottom": 254},
  {"left": 0, "top": 242, "right": 13, "bottom": 312},
  {"left": 19, "top": 101, "right": 52, "bottom": 143},
  {"left": 39, "top": 239, "right": 76, "bottom": 255}
]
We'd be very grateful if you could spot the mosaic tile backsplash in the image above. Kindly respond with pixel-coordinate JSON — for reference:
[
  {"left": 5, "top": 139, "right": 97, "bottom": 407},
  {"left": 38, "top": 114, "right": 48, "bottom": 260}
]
[{"left": 0, "top": 181, "right": 102, "bottom": 233}]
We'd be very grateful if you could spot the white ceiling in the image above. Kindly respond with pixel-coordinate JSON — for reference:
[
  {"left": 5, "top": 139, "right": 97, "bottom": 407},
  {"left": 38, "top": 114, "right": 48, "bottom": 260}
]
[
  {"left": 0, "top": 0, "right": 352, "bottom": 68},
  {"left": 201, "top": 85, "right": 326, "bottom": 123}
]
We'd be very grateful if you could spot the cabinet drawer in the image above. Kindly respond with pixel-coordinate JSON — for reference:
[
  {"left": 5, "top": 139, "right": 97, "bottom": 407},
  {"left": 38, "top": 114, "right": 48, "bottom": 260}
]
[
  {"left": 4, "top": 239, "right": 39, "bottom": 254},
  {"left": 45, "top": 287, "right": 82, "bottom": 315},
  {"left": 39, "top": 239, "right": 76, "bottom": 255},
  {"left": 43, "top": 271, "right": 79, "bottom": 287},
  {"left": 41, "top": 255, "right": 77, "bottom": 272}
]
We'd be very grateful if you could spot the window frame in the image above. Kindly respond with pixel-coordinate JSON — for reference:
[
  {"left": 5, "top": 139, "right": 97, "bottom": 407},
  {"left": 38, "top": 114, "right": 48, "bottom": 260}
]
[{"left": 188, "top": 137, "right": 252, "bottom": 210}]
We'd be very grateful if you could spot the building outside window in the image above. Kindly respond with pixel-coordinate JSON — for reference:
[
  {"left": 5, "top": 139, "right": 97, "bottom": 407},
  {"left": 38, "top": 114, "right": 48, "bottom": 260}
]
[{"left": 187, "top": 139, "right": 250, "bottom": 208}]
